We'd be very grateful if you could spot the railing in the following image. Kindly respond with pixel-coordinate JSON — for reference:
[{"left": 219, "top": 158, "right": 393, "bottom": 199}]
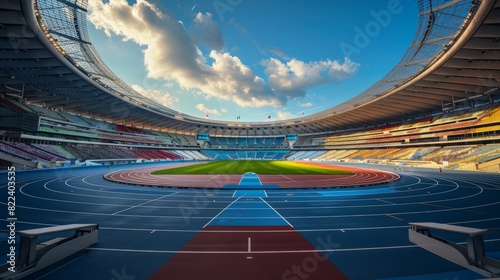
[
  {"left": 409, "top": 222, "right": 500, "bottom": 278},
  {"left": 0, "top": 224, "right": 98, "bottom": 280}
]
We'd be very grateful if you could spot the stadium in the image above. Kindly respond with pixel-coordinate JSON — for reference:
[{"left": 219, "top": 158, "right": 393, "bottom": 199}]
[{"left": 1, "top": 0, "right": 500, "bottom": 279}]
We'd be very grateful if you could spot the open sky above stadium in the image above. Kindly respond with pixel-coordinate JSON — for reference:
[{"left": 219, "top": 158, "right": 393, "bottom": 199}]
[{"left": 87, "top": 0, "right": 418, "bottom": 122}]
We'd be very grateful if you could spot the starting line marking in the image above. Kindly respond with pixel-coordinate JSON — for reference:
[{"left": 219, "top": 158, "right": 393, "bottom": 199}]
[
  {"left": 88, "top": 243, "right": 425, "bottom": 254},
  {"left": 247, "top": 237, "right": 253, "bottom": 259}
]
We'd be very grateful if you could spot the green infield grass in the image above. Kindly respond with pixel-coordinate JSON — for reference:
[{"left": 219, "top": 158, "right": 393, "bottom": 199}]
[{"left": 151, "top": 160, "right": 353, "bottom": 175}]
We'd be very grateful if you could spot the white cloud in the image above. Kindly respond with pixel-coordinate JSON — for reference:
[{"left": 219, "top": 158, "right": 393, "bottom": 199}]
[
  {"left": 299, "top": 102, "right": 313, "bottom": 107},
  {"left": 88, "top": 0, "right": 359, "bottom": 111},
  {"left": 131, "top": 84, "right": 177, "bottom": 107},
  {"left": 164, "top": 82, "right": 175, "bottom": 88},
  {"left": 89, "top": 0, "right": 206, "bottom": 82},
  {"left": 203, "top": 51, "right": 283, "bottom": 107},
  {"left": 276, "top": 110, "right": 296, "bottom": 120},
  {"left": 195, "top": 104, "right": 223, "bottom": 116},
  {"left": 262, "top": 57, "right": 360, "bottom": 99},
  {"left": 189, "top": 12, "right": 224, "bottom": 50},
  {"left": 88, "top": 0, "right": 285, "bottom": 108},
  {"left": 266, "top": 47, "right": 290, "bottom": 60}
]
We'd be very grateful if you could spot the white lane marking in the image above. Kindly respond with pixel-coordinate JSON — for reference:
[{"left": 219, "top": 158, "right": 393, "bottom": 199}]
[
  {"left": 87, "top": 237, "right": 500, "bottom": 254},
  {"left": 6, "top": 216, "right": 500, "bottom": 233},
  {"left": 377, "top": 199, "right": 395, "bottom": 205},
  {"left": 259, "top": 197, "right": 293, "bottom": 228},
  {"left": 112, "top": 193, "right": 176, "bottom": 215},
  {"left": 11, "top": 173, "right": 499, "bottom": 226},
  {"left": 11, "top": 177, "right": 498, "bottom": 220},
  {"left": 203, "top": 196, "right": 243, "bottom": 228}
]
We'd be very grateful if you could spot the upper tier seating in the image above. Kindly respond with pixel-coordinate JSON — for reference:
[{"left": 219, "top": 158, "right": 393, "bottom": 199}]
[
  {"left": 208, "top": 137, "right": 286, "bottom": 148},
  {"left": 204, "top": 149, "right": 290, "bottom": 160}
]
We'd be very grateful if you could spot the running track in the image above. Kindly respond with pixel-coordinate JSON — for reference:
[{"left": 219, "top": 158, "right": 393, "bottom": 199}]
[
  {"left": 104, "top": 162, "right": 400, "bottom": 188},
  {"left": 1, "top": 161, "right": 500, "bottom": 279}
]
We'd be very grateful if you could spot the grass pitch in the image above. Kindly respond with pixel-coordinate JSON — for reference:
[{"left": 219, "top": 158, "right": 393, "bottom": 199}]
[{"left": 151, "top": 160, "right": 353, "bottom": 175}]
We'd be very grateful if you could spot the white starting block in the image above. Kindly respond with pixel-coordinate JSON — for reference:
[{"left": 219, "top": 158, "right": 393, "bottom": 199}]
[
  {"left": 0, "top": 224, "right": 98, "bottom": 280},
  {"left": 409, "top": 222, "right": 500, "bottom": 278}
]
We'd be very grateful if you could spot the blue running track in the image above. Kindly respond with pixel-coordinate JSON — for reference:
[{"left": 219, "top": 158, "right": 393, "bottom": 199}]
[{"left": 0, "top": 161, "right": 499, "bottom": 279}]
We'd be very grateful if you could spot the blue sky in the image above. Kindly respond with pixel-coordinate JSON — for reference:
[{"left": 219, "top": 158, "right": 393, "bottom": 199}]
[{"left": 87, "top": 0, "right": 417, "bottom": 121}]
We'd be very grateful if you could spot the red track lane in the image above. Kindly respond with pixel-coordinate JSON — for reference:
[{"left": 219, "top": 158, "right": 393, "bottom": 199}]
[
  {"left": 149, "top": 226, "right": 348, "bottom": 280},
  {"left": 104, "top": 162, "right": 399, "bottom": 189}
]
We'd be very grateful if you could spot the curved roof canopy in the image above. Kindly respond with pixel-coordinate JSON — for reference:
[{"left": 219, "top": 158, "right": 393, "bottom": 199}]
[{"left": 0, "top": 0, "right": 499, "bottom": 136}]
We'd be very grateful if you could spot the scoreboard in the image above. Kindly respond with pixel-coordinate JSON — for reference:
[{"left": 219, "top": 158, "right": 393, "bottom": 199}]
[
  {"left": 196, "top": 134, "right": 210, "bottom": 141},
  {"left": 285, "top": 134, "right": 298, "bottom": 141}
]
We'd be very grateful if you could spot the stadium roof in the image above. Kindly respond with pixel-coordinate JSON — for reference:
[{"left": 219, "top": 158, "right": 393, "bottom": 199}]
[{"left": 1, "top": 0, "right": 499, "bottom": 136}]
